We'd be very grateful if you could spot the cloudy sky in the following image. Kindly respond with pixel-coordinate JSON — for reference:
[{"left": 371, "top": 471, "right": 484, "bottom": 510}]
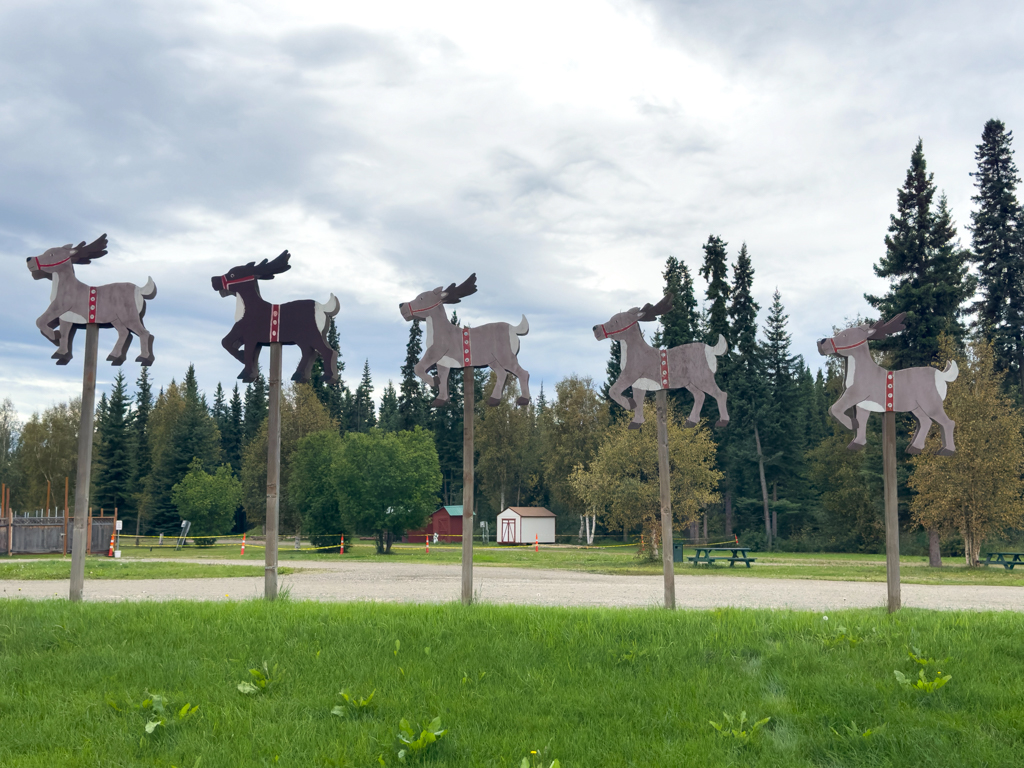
[{"left": 2, "top": 0, "right": 1021, "bottom": 418}]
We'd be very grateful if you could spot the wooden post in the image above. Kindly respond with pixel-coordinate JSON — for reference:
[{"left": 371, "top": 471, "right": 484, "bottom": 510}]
[
  {"left": 656, "top": 390, "right": 675, "bottom": 610},
  {"left": 462, "top": 368, "right": 474, "bottom": 605},
  {"left": 882, "top": 411, "right": 900, "bottom": 612},
  {"left": 63, "top": 477, "right": 69, "bottom": 555},
  {"left": 70, "top": 323, "right": 99, "bottom": 602},
  {"left": 265, "top": 341, "right": 282, "bottom": 601},
  {"left": 87, "top": 508, "right": 93, "bottom": 554}
]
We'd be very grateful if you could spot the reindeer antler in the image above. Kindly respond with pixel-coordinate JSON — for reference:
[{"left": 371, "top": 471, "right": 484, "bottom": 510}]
[
  {"left": 636, "top": 293, "right": 673, "bottom": 322},
  {"left": 69, "top": 234, "right": 109, "bottom": 265},
  {"left": 866, "top": 313, "right": 906, "bottom": 340},
  {"left": 252, "top": 251, "right": 291, "bottom": 280},
  {"left": 441, "top": 273, "right": 478, "bottom": 304}
]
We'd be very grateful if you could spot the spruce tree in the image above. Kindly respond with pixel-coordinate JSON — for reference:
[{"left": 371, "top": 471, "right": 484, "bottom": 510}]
[
  {"left": 93, "top": 374, "right": 132, "bottom": 514},
  {"left": 349, "top": 360, "right": 377, "bottom": 433},
  {"left": 243, "top": 367, "right": 268, "bottom": 446},
  {"left": 600, "top": 339, "right": 628, "bottom": 420},
  {"left": 700, "top": 235, "right": 731, "bottom": 344},
  {"left": 310, "top": 316, "right": 348, "bottom": 426},
  {"left": 652, "top": 256, "right": 700, "bottom": 347},
  {"left": 223, "top": 384, "right": 244, "bottom": 473},
  {"left": 865, "top": 139, "right": 973, "bottom": 368},
  {"left": 969, "top": 119, "right": 1024, "bottom": 391},
  {"left": 378, "top": 381, "right": 400, "bottom": 432},
  {"left": 399, "top": 319, "right": 428, "bottom": 430},
  {"left": 131, "top": 367, "right": 153, "bottom": 533},
  {"left": 212, "top": 383, "right": 228, "bottom": 432},
  {"left": 431, "top": 311, "right": 465, "bottom": 503}
]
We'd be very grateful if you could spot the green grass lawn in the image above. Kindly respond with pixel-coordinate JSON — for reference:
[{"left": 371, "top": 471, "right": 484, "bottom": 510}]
[
  {"left": 0, "top": 559, "right": 297, "bottom": 581},
  {"left": 104, "top": 539, "right": 1024, "bottom": 586},
  {"left": 0, "top": 600, "right": 1022, "bottom": 767}
]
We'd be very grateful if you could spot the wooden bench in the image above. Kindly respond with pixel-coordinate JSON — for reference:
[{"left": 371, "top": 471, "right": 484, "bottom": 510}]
[
  {"left": 688, "top": 547, "right": 756, "bottom": 568},
  {"left": 981, "top": 552, "right": 1024, "bottom": 570}
]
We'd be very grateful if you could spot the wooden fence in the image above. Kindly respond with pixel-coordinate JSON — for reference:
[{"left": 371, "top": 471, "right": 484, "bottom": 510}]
[{"left": 1, "top": 513, "right": 115, "bottom": 555}]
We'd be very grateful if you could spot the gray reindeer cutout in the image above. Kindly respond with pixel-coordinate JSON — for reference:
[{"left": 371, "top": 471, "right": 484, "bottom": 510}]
[
  {"left": 26, "top": 234, "right": 157, "bottom": 366},
  {"left": 594, "top": 294, "right": 729, "bottom": 430},
  {"left": 817, "top": 314, "right": 958, "bottom": 455},
  {"left": 399, "top": 274, "right": 531, "bottom": 407}
]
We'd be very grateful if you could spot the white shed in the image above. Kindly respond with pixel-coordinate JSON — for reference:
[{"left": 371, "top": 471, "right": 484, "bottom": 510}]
[{"left": 497, "top": 507, "right": 556, "bottom": 545}]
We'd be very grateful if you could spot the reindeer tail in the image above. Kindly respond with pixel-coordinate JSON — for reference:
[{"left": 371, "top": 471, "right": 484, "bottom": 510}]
[
  {"left": 512, "top": 314, "right": 529, "bottom": 336},
  {"left": 704, "top": 334, "right": 728, "bottom": 374},
  {"left": 139, "top": 277, "right": 157, "bottom": 300},
  {"left": 318, "top": 293, "right": 340, "bottom": 317},
  {"left": 935, "top": 360, "right": 959, "bottom": 400}
]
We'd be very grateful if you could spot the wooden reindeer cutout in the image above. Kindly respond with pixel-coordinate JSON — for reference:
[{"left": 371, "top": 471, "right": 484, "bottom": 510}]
[
  {"left": 26, "top": 234, "right": 157, "bottom": 366},
  {"left": 817, "top": 313, "right": 958, "bottom": 455},
  {"left": 212, "top": 251, "right": 340, "bottom": 384},
  {"left": 399, "top": 273, "right": 531, "bottom": 407},
  {"left": 595, "top": 294, "right": 729, "bottom": 430}
]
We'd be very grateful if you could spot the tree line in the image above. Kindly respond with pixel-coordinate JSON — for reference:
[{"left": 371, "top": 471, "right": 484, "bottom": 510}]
[{"left": 2, "top": 119, "right": 1023, "bottom": 562}]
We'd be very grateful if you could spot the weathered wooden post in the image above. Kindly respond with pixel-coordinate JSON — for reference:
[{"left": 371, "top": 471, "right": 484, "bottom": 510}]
[
  {"left": 593, "top": 294, "right": 730, "bottom": 609},
  {"left": 26, "top": 235, "right": 157, "bottom": 601},
  {"left": 818, "top": 314, "right": 958, "bottom": 613},
  {"left": 399, "top": 274, "right": 532, "bottom": 606},
  {"left": 212, "top": 250, "right": 340, "bottom": 601}
]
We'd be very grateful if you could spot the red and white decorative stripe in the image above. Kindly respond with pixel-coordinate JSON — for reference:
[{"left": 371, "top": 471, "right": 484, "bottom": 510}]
[
  {"left": 885, "top": 371, "right": 894, "bottom": 412},
  {"left": 462, "top": 328, "right": 471, "bottom": 367},
  {"left": 88, "top": 287, "right": 98, "bottom": 323},
  {"left": 269, "top": 304, "right": 281, "bottom": 342},
  {"left": 660, "top": 349, "right": 670, "bottom": 389}
]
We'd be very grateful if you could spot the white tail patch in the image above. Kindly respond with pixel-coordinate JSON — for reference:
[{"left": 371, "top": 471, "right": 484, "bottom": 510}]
[
  {"left": 935, "top": 360, "right": 959, "bottom": 400},
  {"left": 508, "top": 314, "right": 529, "bottom": 355},
  {"left": 314, "top": 294, "right": 340, "bottom": 332},
  {"left": 704, "top": 334, "right": 727, "bottom": 373},
  {"left": 135, "top": 277, "right": 157, "bottom": 312}
]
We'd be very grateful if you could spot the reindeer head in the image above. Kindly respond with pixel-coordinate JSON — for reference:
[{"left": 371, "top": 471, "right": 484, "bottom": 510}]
[
  {"left": 26, "top": 234, "right": 108, "bottom": 280},
  {"left": 212, "top": 250, "right": 291, "bottom": 297},
  {"left": 399, "top": 273, "right": 477, "bottom": 322},
  {"left": 817, "top": 313, "right": 906, "bottom": 356},
  {"left": 593, "top": 294, "right": 672, "bottom": 340}
]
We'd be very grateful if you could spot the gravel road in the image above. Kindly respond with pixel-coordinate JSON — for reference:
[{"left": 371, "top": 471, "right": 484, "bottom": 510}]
[{"left": 1, "top": 560, "right": 1020, "bottom": 611}]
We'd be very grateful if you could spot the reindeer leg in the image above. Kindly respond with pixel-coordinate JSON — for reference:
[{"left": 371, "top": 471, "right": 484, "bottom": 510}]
[
  {"left": 707, "top": 382, "right": 729, "bottom": 428},
  {"left": 608, "top": 376, "right": 634, "bottom": 412},
  {"left": 106, "top": 320, "right": 132, "bottom": 365},
  {"left": 628, "top": 387, "right": 648, "bottom": 429},
  {"left": 316, "top": 337, "right": 339, "bottom": 386},
  {"left": 415, "top": 356, "right": 440, "bottom": 390},
  {"left": 684, "top": 388, "right": 706, "bottom": 428},
  {"left": 52, "top": 320, "right": 76, "bottom": 364},
  {"left": 292, "top": 345, "right": 317, "bottom": 383},
  {"left": 238, "top": 343, "right": 260, "bottom": 383},
  {"left": 487, "top": 367, "right": 510, "bottom": 406},
  {"left": 122, "top": 316, "right": 155, "bottom": 365},
  {"left": 222, "top": 327, "right": 245, "bottom": 364},
  {"left": 432, "top": 364, "right": 452, "bottom": 407},
  {"left": 508, "top": 361, "right": 531, "bottom": 406},
  {"left": 829, "top": 395, "right": 857, "bottom": 432},
  {"left": 846, "top": 406, "right": 870, "bottom": 451},
  {"left": 37, "top": 313, "right": 60, "bottom": 346},
  {"left": 904, "top": 408, "right": 931, "bottom": 455}
]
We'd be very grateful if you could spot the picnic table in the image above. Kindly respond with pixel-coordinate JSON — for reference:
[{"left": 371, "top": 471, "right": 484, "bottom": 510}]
[
  {"left": 981, "top": 552, "right": 1024, "bottom": 570},
  {"left": 688, "top": 546, "right": 756, "bottom": 568}
]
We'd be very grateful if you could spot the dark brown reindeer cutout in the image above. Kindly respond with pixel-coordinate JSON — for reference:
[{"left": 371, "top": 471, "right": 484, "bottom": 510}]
[
  {"left": 212, "top": 251, "right": 340, "bottom": 384},
  {"left": 26, "top": 234, "right": 157, "bottom": 366},
  {"left": 817, "top": 313, "right": 958, "bottom": 455},
  {"left": 399, "top": 274, "right": 531, "bottom": 407},
  {"left": 594, "top": 294, "right": 729, "bottom": 430}
]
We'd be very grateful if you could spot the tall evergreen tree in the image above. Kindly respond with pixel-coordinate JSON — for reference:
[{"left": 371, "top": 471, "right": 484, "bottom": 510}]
[
  {"left": 349, "top": 360, "right": 377, "bottom": 433},
  {"left": 378, "top": 381, "right": 400, "bottom": 432},
  {"left": 130, "top": 367, "right": 153, "bottom": 532},
  {"left": 969, "top": 119, "right": 1024, "bottom": 392},
  {"left": 223, "top": 384, "right": 244, "bottom": 473},
  {"left": 865, "top": 139, "right": 974, "bottom": 368},
  {"left": 212, "top": 383, "right": 228, "bottom": 433},
  {"left": 652, "top": 256, "right": 700, "bottom": 348},
  {"left": 700, "top": 235, "right": 731, "bottom": 344},
  {"left": 600, "top": 340, "right": 627, "bottom": 420},
  {"left": 398, "top": 319, "right": 429, "bottom": 430},
  {"left": 431, "top": 311, "right": 465, "bottom": 504},
  {"left": 93, "top": 373, "right": 132, "bottom": 515},
  {"left": 243, "top": 367, "right": 268, "bottom": 445},
  {"left": 310, "top": 316, "right": 348, "bottom": 427}
]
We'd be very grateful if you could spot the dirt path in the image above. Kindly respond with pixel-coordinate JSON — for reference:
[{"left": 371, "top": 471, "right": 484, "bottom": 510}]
[{"left": 1, "top": 560, "right": 1020, "bottom": 611}]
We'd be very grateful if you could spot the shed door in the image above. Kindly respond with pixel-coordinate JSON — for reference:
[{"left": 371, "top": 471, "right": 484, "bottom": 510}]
[{"left": 501, "top": 517, "right": 516, "bottom": 543}]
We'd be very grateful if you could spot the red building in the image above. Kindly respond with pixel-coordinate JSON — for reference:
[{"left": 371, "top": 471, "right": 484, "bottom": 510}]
[{"left": 404, "top": 505, "right": 464, "bottom": 544}]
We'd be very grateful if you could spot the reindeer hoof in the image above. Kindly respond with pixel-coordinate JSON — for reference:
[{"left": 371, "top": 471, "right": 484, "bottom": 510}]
[
  {"left": 937, "top": 447, "right": 955, "bottom": 457},
  {"left": 107, "top": 354, "right": 127, "bottom": 366},
  {"left": 715, "top": 419, "right": 729, "bottom": 428},
  {"left": 846, "top": 441, "right": 866, "bottom": 452},
  {"left": 906, "top": 445, "right": 922, "bottom": 455},
  {"left": 238, "top": 369, "right": 256, "bottom": 383},
  {"left": 628, "top": 421, "right": 643, "bottom": 430},
  {"left": 430, "top": 397, "right": 448, "bottom": 408},
  {"left": 136, "top": 354, "right": 155, "bottom": 366},
  {"left": 516, "top": 396, "right": 530, "bottom": 407},
  {"left": 54, "top": 354, "right": 72, "bottom": 366}
]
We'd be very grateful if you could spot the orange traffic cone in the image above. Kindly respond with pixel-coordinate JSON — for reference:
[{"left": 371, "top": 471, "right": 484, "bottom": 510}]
[
  {"left": 425, "top": 534, "right": 430, "bottom": 554},
  {"left": 241, "top": 533, "right": 246, "bottom": 555},
  {"left": 535, "top": 534, "right": 539, "bottom": 552},
  {"left": 107, "top": 530, "right": 116, "bottom": 557},
  {"left": 340, "top": 534, "right": 345, "bottom": 555}
]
